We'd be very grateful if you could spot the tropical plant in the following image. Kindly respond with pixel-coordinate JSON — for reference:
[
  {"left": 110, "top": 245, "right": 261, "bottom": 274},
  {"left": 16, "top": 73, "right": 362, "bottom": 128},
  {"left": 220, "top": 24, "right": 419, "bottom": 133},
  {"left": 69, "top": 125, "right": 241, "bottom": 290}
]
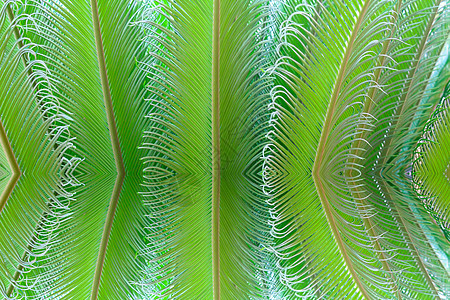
[{"left": 0, "top": 0, "right": 448, "bottom": 299}]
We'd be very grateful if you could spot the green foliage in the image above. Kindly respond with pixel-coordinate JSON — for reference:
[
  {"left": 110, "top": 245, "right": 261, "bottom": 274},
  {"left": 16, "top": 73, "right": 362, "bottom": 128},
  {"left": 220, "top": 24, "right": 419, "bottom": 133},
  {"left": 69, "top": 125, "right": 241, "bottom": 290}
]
[{"left": 0, "top": 0, "right": 448, "bottom": 299}]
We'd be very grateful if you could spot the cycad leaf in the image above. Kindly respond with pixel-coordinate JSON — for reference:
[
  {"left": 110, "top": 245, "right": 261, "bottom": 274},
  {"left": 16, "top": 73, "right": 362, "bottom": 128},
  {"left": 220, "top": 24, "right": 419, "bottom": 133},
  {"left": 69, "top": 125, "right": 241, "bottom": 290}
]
[
  {"left": 415, "top": 82, "right": 450, "bottom": 236},
  {"left": 0, "top": 4, "right": 76, "bottom": 298},
  {"left": 3, "top": 1, "right": 116, "bottom": 298},
  {"left": 264, "top": 0, "right": 450, "bottom": 299},
  {"left": 264, "top": 1, "right": 394, "bottom": 298},
  {"left": 139, "top": 0, "right": 275, "bottom": 298},
  {"left": 93, "top": 0, "right": 152, "bottom": 298},
  {"left": 138, "top": 1, "right": 213, "bottom": 298},
  {"left": 0, "top": 0, "right": 449, "bottom": 298}
]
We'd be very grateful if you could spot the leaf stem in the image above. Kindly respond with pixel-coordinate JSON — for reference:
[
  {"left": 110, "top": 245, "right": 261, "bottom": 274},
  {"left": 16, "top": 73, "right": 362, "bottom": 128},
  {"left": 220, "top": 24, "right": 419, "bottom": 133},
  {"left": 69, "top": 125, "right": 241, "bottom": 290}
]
[
  {"left": 89, "top": 0, "right": 126, "bottom": 299},
  {"left": 312, "top": 1, "right": 372, "bottom": 299}
]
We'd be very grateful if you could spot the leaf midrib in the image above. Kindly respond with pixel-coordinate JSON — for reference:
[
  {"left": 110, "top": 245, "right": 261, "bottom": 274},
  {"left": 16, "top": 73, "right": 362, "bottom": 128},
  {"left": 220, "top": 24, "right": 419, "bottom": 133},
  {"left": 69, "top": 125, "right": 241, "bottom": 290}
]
[{"left": 89, "top": 0, "right": 126, "bottom": 299}]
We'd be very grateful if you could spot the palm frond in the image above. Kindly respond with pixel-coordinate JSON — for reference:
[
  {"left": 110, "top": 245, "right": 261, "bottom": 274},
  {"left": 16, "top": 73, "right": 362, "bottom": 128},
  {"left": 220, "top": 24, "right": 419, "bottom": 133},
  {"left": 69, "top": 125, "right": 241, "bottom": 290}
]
[
  {"left": 3, "top": 1, "right": 119, "bottom": 298},
  {"left": 218, "top": 1, "right": 273, "bottom": 298},
  {"left": 264, "top": 0, "right": 450, "bottom": 298},
  {"left": 138, "top": 1, "right": 213, "bottom": 298},
  {"left": 0, "top": 2, "right": 77, "bottom": 298}
]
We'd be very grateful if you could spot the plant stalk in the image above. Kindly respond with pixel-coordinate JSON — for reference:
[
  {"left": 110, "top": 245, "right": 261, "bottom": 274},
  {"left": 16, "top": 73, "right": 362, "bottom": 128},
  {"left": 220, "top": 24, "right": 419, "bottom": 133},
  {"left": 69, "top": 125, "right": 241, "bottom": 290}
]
[{"left": 90, "top": 0, "right": 126, "bottom": 299}]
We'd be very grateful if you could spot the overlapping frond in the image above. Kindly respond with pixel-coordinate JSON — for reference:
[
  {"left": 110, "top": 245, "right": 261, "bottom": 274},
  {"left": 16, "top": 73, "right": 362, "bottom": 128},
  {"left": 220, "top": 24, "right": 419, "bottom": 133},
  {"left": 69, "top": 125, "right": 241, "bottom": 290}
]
[
  {"left": 415, "top": 81, "right": 450, "bottom": 237},
  {"left": 264, "top": 0, "right": 450, "bottom": 299},
  {"left": 218, "top": 1, "right": 273, "bottom": 298},
  {"left": 2, "top": 1, "right": 117, "bottom": 298},
  {"left": 265, "top": 0, "right": 392, "bottom": 297},
  {"left": 361, "top": 1, "right": 450, "bottom": 298},
  {"left": 0, "top": 2, "right": 78, "bottom": 298}
]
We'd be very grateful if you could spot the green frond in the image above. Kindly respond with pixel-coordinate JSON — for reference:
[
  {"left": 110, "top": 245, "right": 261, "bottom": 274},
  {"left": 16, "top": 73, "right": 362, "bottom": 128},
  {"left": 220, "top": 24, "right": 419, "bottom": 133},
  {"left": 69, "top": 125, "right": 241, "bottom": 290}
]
[
  {"left": 264, "top": 0, "right": 450, "bottom": 299},
  {"left": 218, "top": 1, "right": 273, "bottom": 298},
  {"left": 2, "top": 0, "right": 117, "bottom": 298},
  {"left": 138, "top": 1, "right": 213, "bottom": 298},
  {"left": 0, "top": 0, "right": 449, "bottom": 299},
  {"left": 264, "top": 1, "right": 397, "bottom": 298},
  {"left": 415, "top": 81, "right": 450, "bottom": 236},
  {"left": 138, "top": 0, "right": 280, "bottom": 298},
  {"left": 0, "top": 3, "right": 78, "bottom": 298}
]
